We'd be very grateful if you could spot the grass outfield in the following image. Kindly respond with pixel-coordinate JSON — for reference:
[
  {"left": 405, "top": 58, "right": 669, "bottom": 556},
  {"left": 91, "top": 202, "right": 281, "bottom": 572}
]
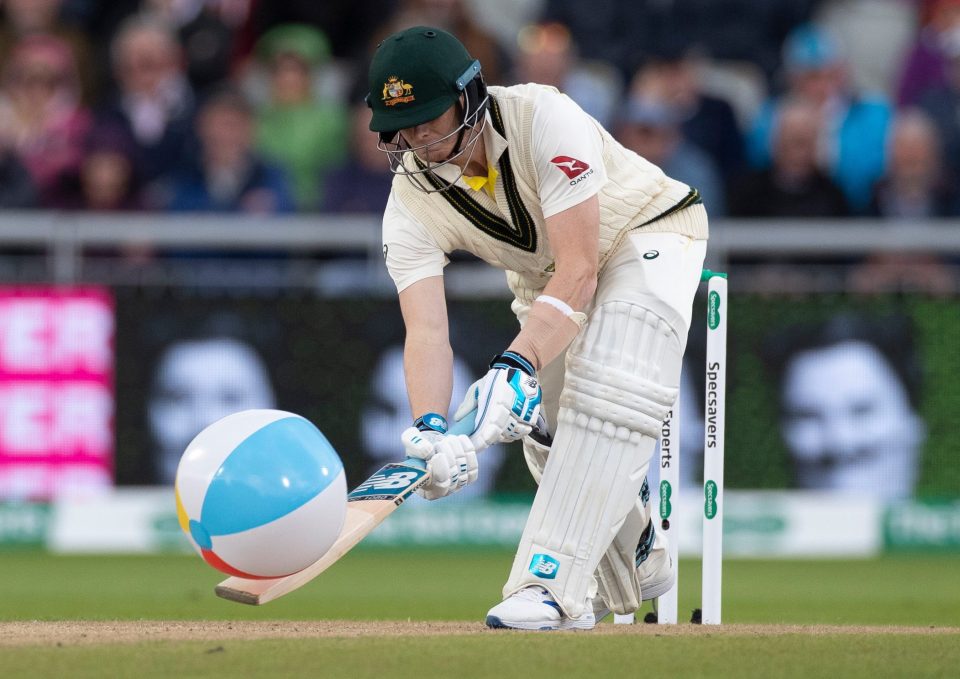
[
  {"left": 1, "top": 549, "right": 959, "bottom": 624},
  {"left": 2, "top": 550, "right": 959, "bottom": 678}
]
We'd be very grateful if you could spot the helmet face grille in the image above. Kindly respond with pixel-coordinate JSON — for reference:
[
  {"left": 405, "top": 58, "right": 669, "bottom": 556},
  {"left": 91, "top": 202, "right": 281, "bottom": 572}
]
[{"left": 377, "top": 78, "right": 489, "bottom": 194}]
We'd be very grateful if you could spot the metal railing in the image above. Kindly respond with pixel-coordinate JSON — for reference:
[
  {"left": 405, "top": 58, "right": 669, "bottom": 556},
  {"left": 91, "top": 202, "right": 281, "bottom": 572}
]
[{"left": 1, "top": 211, "right": 959, "bottom": 294}]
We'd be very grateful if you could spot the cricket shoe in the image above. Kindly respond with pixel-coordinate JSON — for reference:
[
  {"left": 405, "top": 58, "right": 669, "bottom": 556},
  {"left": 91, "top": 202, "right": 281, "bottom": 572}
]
[
  {"left": 593, "top": 519, "right": 676, "bottom": 621},
  {"left": 485, "top": 586, "right": 596, "bottom": 631}
]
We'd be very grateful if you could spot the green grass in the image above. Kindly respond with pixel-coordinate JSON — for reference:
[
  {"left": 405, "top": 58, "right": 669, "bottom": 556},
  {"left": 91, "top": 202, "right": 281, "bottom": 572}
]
[
  {"left": 2, "top": 549, "right": 959, "bottom": 625},
  {"left": 6, "top": 635, "right": 960, "bottom": 679},
  {"left": 3, "top": 550, "right": 959, "bottom": 678}
]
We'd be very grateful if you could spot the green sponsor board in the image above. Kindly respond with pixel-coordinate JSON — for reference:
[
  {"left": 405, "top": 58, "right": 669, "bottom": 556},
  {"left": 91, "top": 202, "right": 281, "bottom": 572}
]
[
  {"left": 884, "top": 500, "right": 960, "bottom": 552},
  {"left": 152, "top": 512, "right": 193, "bottom": 552},
  {"left": 725, "top": 515, "right": 787, "bottom": 535},
  {"left": 0, "top": 503, "right": 50, "bottom": 547}
]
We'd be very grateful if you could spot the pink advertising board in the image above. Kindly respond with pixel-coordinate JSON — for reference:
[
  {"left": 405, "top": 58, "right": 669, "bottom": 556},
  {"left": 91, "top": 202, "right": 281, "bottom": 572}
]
[{"left": 0, "top": 288, "right": 114, "bottom": 500}]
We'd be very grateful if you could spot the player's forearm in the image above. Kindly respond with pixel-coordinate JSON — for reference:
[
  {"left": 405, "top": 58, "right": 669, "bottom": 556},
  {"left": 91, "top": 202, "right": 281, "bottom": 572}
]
[
  {"left": 403, "top": 331, "right": 454, "bottom": 419},
  {"left": 506, "top": 197, "right": 598, "bottom": 371},
  {"left": 397, "top": 276, "right": 454, "bottom": 422},
  {"left": 540, "top": 194, "right": 600, "bottom": 311},
  {"left": 539, "top": 262, "right": 598, "bottom": 312}
]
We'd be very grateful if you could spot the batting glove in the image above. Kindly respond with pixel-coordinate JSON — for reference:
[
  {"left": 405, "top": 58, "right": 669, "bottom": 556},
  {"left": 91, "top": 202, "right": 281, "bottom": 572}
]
[
  {"left": 455, "top": 351, "right": 542, "bottom": 450},
  {"left": 416, "top": 433, "right": 478, "bottom": 501},
  {"left": 401, "top": 413, "right": 478, "bottom": 501}
]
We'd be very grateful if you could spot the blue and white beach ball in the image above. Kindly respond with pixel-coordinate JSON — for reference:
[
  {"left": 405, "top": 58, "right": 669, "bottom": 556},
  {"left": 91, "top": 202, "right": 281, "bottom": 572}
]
[{"left": 174, "top": 410, "right": 346, "bottom": 578}]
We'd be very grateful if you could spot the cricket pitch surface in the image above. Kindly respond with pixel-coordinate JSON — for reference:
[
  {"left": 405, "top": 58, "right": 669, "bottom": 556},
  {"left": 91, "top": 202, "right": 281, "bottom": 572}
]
[{"left": 4, "top": 621, "right": 959, "bottom": 646}]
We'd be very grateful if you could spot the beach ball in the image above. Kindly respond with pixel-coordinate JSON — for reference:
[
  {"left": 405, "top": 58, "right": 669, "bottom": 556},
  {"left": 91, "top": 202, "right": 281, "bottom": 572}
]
[{"left": 174, "top": 409, "right": 347, "bottom": 578}]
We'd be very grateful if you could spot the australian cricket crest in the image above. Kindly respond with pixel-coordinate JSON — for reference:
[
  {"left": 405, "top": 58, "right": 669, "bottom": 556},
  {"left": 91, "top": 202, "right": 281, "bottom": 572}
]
[{"left": 382, "top": 76, "right": 415, "bottom": 106}]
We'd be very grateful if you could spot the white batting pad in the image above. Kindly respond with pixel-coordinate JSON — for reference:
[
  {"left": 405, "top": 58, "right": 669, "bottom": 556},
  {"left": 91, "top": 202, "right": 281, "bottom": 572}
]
[
  {"left": 595, "top": 494, "right": 652, "bottom": 614},
  {"left": 521, "top": 436, "right": 551, "bottom": 485},
  {"left": 502, "top": 302, "right": 681, "bottom": 619}
]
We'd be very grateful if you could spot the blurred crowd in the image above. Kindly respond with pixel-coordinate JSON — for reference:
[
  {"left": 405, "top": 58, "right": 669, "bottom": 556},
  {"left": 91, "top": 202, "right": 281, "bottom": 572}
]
[{"left": 1, "top": 0, "right": 960, "bottom": 220}]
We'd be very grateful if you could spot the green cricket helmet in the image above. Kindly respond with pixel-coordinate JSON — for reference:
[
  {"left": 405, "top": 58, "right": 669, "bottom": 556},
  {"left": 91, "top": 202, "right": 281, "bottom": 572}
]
[{"left": 366, "top": 26, "right": 488, "bottom": 192}]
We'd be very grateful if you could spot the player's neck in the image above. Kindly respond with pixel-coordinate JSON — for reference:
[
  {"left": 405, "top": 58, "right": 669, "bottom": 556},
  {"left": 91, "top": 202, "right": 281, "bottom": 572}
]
[{"left": 455, "top": 133, "right": 487, "bottom": 177}]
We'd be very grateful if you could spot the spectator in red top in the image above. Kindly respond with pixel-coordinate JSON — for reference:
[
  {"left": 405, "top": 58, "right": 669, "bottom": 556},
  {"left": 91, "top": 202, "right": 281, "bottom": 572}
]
[
  {"left": 0, "top": 0, "right": 97, "bottom": 103},
  {"left": 0, "top": 34, "right": 91, "bottom": 205}
]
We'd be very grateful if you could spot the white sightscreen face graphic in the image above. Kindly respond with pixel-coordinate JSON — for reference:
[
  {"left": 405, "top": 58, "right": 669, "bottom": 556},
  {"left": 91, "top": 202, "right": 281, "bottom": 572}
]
[
  {"left": 781, "top": 340, "right": 924, "bottom": 498},
  {"left": 149, "top": 338, "right": 277, "bottom": 484}
]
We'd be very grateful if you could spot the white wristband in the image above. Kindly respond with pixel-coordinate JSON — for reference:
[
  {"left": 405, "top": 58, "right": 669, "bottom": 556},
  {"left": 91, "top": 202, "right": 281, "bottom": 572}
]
[
  {"left": 535, "top": 295, "right": 587, "bottom": 327},
  {"left": 535, "top": 294, "right": 575, "bottom": 316}
]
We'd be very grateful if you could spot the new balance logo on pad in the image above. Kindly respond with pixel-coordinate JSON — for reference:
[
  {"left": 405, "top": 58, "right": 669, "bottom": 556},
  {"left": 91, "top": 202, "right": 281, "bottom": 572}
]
[{"left": 529, "top": 553, "right": 560, "bottom": 579}]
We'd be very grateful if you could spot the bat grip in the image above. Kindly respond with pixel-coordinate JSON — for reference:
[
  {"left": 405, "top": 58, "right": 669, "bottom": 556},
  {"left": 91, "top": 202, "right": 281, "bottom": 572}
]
[
  {"left": 448, "top": 408, "right": 478, "bottom": 436},
  {"left": 402, "top": 408, "right": 477, "bottom": 469},
  {"left": 402, "top": 408, "right": 549, "bottom": 468}
]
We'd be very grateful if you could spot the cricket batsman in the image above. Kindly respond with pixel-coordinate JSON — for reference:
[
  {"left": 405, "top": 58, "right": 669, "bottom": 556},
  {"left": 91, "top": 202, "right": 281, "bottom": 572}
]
[{"left": 367, "top": 26, "right": 708, "bottom": 630}]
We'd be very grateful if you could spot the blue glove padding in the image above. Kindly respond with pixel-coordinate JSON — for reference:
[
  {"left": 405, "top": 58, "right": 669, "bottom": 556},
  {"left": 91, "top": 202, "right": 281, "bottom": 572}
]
[{"left": 454, "top": 351, "right": 542, "bottom": 449}]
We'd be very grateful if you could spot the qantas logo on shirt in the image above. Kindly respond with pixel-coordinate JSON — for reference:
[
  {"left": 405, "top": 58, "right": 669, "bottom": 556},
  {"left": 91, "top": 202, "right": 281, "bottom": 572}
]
[{"left": 551, "top": 155, "right": 595, "bottom": 186}]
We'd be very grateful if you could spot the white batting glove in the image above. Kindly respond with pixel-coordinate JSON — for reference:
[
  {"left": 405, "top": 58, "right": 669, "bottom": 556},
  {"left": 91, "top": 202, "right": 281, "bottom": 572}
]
[
  {"left": 400, "top": 425, "right": 444, "bottom": 460},
  {"left": 455, "top": 351, "right": 542, "bottom": 450},
  {"left": 419, "top": 434, "right": 478, "bottom": 500},
  {"left": 400, "top": 411, "right": 448, "bottom": 465},
  {"left": 401, "top": 412, "right": 479, "bottom": 501}
]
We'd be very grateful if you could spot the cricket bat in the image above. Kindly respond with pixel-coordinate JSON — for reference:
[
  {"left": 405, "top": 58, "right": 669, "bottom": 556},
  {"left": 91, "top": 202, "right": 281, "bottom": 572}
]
[{"left": 214, "top": 410, "right": 478, "bottom": 605}]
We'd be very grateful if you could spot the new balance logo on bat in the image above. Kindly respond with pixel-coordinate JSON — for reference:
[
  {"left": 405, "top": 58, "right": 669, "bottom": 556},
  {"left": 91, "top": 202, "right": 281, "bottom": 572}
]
[{"left": 349, "top": 465, "right": 428, "bottom": 501}]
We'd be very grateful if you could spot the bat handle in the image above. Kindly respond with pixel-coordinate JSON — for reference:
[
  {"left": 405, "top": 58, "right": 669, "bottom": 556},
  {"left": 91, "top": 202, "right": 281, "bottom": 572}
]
[
  {"left": 447, "top": 409, "right": 548, "bottom": 438},
  {"left": 401, "top": 408, "right": 550, "bottom": 468},
  {"left": 402, "top": 408, "right": 476, "bottom": 468},
  {"left": 448, "top": 408, "right": 478, "bottom": 436}
]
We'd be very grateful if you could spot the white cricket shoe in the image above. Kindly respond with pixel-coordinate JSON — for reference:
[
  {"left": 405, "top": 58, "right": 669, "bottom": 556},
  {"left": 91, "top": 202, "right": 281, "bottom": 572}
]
[
  {"left": 593, "top": 520, "right": 676, "bottom": 621},
  {"left": 485, "top": 586, "right": 596, "bottom": 631}
]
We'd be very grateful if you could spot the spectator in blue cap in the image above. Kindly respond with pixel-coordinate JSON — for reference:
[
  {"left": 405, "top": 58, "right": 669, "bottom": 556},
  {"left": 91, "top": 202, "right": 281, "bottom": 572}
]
[{"left": 746, "top": 23, "right": 892, "bottom": 214}]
